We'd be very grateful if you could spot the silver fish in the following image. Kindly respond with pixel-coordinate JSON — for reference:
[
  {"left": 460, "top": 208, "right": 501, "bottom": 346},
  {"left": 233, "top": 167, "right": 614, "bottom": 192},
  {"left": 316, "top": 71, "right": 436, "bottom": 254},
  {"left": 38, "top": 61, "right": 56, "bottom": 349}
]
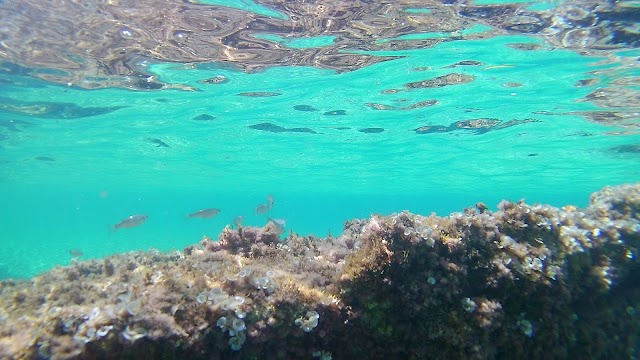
[
  {"left": 268, "top": 218, "right": 286, "bottom": 234},
  {"left": 68, "top": 249, "right": 84, "bottom": 258},
  {"left": 233, "top": 215, "right": 244, "bottom": 227},
  {"left": 269, "top": 218, "right": 286, "bottom": 227},
  {"left": 188, "top": 208, "right": 221, "bottom": 219},
  {"left": 256, "top": 203, "right": 270, "bottom": 214},
  {"left": 267, "top": 194, "right": 274, "bottom": 207},
  {"left": 113, "top": 214, "right": 148, "bottom": 230}
]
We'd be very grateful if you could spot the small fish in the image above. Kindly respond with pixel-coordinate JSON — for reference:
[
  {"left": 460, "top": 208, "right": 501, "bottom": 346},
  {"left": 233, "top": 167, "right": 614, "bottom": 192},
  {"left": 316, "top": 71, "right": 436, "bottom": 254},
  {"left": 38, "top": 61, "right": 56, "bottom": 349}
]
[
  {"left": 358, "top": 127, "right": 385, "bottom": 134},
  {"left": 188, "top": 208, "right": 221, "bottom": 219},
  {"left": 266, "top": 194, "right": 274, "bottom": 207},
  {"left": 443, "top": 60, "right": 483, "bottom": 68},
  {"left": 269, "top": 218, "right": 286, "bottom": 227},
  {"left": 287, "top": 127, "right": 317, "bottom": 134},
  {"left": 233, "top": 215, "right": 244, "bottom": 227},
  {"left": 248, "top": 123, "right": 287, "bottom": 133},
  {"left": 113, "top": 214, "right": 148, "bottom": 230},
  {"left": 323, "top": 110, "right": 347, "bottom": 116},
  {"left": 293, "top": 104, "right": 318, "bottom": 112},
  {"left": 68, "top": 249, "right": 84, "bottom": 257},
  {"left": 192, "top": 114, "right": 216, "bottom": 121},
  {"left": 201, "top": 75, "right": 228, "bottom": 84},
  {"left": 148, "top": 138, "right": 170, "bottom": 148},
  {"left": 256, "top": 203, "right": 270, "bottom": 215},
  {"left": 503, "top": 82, "right": 524, "bottom": 88},
  {"left": 35, "top": 156, "right": 55, "bottom": 161},
  {"left": 268, "top": 218, "right": 286, "bottom": 234}
]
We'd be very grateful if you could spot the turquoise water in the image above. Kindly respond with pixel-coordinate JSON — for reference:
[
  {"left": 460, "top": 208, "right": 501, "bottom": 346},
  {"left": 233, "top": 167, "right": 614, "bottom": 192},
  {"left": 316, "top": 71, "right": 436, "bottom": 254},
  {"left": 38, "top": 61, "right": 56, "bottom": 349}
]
[{"left": 1, "top": 1, "right": 639, "bottom": 279}]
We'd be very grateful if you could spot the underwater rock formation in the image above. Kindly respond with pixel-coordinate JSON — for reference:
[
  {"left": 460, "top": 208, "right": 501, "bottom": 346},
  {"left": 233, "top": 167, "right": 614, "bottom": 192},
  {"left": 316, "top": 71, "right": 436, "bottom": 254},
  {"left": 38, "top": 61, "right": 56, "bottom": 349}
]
[{"left": 0, "top": 184, "right": 639, "bottom": 359}]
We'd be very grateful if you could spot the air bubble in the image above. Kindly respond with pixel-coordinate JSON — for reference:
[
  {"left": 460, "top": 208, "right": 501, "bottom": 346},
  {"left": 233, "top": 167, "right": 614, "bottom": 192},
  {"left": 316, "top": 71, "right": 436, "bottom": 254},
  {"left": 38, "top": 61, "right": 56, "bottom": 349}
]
[{"left": 120, "top": 28, "right": 134, "bottom": 39}]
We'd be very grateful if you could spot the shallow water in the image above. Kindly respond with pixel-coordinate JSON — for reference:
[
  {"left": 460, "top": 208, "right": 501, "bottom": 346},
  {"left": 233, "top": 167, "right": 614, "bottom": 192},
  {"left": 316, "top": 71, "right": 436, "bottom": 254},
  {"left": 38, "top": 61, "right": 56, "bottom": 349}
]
[{"left": 0, "top": 0, "right": 639, "bottom": 279}]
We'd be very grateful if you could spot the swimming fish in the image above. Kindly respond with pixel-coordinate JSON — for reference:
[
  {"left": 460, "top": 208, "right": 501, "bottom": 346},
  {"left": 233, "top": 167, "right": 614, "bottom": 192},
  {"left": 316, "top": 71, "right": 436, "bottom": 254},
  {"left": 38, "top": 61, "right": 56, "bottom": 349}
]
[
  {"left": 113, "top": 214, "right": 148, "bottom": 230},
  {"left": 201, "top": 75, "right": 228, "bottom": 84},
  {"left": 188, "top": 208, "right": 221, "bottom": 219},
  {"left": 256, "top": 204, "right": 270, "bottom": 214},
  {"left": 233, "top": 215, "right": 244, "bottom": 227},
  {"left": 35, "top": 156, "right": 55, "bottom": 161},
  {"left": 269, "top": 218, "right": 286, "bottom": 227},
  {"left": 268, "top": 218, "right": 286, "bottom": 234},
  {"left": 323, "top": 110, "right": 347, "bottom": 116},
  {"left": 192, "top": 114, "right": 216, "bottom": 121},
  {"left": 148, "top": 138, "right": 170, "bottom": 148},
  {"left": 68, "top": 249, "right": 84, "bottom": 258},
  {"left": 256, "top": 194, "right": 275, "bottom": 214},
  {"left": 293, "top": 105, "right": 318, "bottom": 112}
]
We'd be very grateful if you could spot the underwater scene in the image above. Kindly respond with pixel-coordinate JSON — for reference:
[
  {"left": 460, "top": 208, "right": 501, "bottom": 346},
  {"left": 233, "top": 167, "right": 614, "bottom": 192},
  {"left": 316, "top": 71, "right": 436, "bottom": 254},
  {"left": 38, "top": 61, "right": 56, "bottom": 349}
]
[{"left": 0, "top": 0, "right": 639, "bottom": 358}]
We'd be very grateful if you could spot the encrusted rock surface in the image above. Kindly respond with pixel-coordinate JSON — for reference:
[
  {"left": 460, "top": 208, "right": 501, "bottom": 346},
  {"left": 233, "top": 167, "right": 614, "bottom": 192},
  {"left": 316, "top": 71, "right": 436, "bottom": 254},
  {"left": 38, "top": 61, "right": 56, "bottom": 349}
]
[{"left": 0, "top": 184, "right": 638, "bottom": 359}]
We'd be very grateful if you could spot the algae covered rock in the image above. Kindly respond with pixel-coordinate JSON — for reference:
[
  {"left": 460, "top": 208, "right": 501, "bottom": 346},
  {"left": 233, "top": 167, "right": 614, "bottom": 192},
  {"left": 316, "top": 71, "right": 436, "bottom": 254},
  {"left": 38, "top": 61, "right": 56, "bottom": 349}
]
[{"left": 0, "top": 184, "right": 638, "bottom": 359}]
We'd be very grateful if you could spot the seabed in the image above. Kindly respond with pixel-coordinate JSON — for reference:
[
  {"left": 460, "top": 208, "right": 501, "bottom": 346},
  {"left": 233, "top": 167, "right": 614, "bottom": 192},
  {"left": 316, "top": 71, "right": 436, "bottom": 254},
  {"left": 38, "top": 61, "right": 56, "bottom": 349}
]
[{"left": 0, "top": 184, "right": 638, "bottom": 359}]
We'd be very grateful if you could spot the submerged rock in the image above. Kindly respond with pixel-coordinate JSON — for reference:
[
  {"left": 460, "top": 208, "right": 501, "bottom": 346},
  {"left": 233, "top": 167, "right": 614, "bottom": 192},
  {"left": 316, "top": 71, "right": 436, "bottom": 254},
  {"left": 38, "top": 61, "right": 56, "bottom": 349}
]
[{"left": 0, "top": 184, "right": 639, "bottom": 359}]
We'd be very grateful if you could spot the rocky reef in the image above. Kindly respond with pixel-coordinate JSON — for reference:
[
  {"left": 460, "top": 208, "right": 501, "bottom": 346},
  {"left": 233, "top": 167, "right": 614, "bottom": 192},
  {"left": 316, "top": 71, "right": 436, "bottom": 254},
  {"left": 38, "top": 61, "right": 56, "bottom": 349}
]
[{"left": 1, "top": 184, "right": 639, "bottom": 359}]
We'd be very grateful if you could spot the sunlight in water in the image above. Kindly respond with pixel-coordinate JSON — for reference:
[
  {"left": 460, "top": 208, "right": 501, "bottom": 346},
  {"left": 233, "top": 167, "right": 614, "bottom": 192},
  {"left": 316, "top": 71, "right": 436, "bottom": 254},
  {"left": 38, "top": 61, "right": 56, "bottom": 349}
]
[{"left": 0, "top": 0, "right": 639, "bottom": 358}]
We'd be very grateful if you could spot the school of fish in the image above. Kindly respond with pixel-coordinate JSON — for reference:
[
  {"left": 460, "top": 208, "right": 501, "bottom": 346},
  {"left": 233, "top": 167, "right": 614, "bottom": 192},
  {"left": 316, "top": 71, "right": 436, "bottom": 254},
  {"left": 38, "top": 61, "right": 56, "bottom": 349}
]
[{"left": 111, "top": 195, "right": 284, "bottom": 233}]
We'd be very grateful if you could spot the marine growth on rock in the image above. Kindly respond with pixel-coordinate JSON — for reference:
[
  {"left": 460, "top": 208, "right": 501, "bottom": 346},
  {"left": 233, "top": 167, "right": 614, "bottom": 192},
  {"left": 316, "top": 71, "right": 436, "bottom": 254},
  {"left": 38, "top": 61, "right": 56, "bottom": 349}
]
[{"left": 0, "top": 184, "right": 639, "bottom": 359}]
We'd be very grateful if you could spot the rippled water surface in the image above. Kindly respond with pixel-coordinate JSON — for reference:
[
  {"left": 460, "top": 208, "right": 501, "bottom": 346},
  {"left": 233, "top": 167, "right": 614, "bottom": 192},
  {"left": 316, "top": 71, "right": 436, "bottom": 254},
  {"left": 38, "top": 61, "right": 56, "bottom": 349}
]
[{"left": 0, "top": 0, "right": 639, "bottom": 278}]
